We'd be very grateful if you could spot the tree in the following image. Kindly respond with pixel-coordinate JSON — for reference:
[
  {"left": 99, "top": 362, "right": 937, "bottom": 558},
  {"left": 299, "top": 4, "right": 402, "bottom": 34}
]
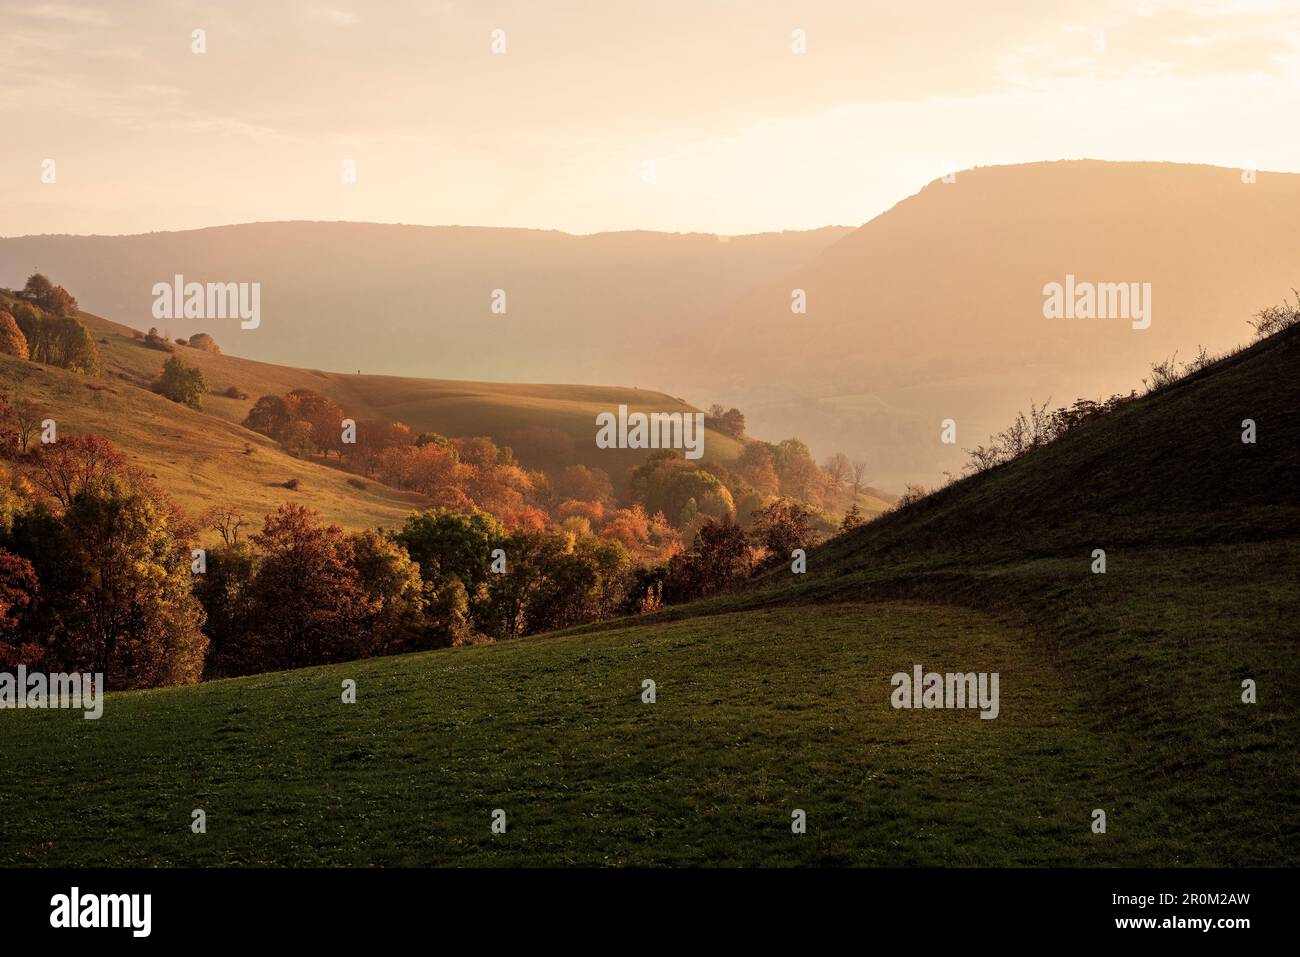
[
  {"left": 244, "top": 395, "right": 293, "bottom": 440},
  {"left": 0, "top": 547, "right": 40, "bottom": 669},
  {"left": 823, "top": 452, "right": 851, "bottom": 488},
  {"left": 480, "top": 531, "right": 571, "bottom": 638},
  {"left": 0, "top": 311, "right": 29, "bottom": 360},
  {"left": 630, "top": 453, "right": 735, "bottom": 528},
  {"left": 718, "top": 407, "right": 745, "bottom": 438},
  {"left": 553, "top": 464, "right": 613, "bottom": 503},
  {"left": 187, "top": 332, "right": 221, "bottom": 354},
  {"left": 235, "top": 504, "right": 376, "bottom": 672},
  {"left": 347, "top": 529, "right": 426, "bottom": 655},
  {"left": 665, "top": 517, "right": 753, "bottom": 601},
  {"left": 393, "top": 508, "right": 503, "bottom": 601},
  {"left": 191, "top": 542, "right": 257, "bottom": 679},
  {"left": 839, "top": 503, "right": 865, "bottom": 533},
  {"left": 203, "top": 504, "right": 249, "bottom": 546},
  {"left": 8, "top": 396, "right": 42, "bottom": 453},
  {"left": 285, "top": 389, "right": 345, "bottom": 459},
  {"left": 850, "top": 460, "right": 869, "bottom": 498},
  {"left": 13, "top": 305, "right": 100, "bottom": 373},
  {"left": 144, "top": 327, "right": 173, "bottom": 351},
  {"left": 19, "top": 274, "right": 54, "bottom": 306},
  {"left": 735, "top": 442, "right": 780, "bottom": 496},
  {"left": 750, "top": 498, "right": 818, "bottom": 565},
  {"left": 28, "top": 433, "right": 129, "bottom": 508},
  {"left": 13, "top": 474, "right": 207, "bottom": 688},
  {"left": 152, "top": 355, "right": 207, "bottom": 409}
]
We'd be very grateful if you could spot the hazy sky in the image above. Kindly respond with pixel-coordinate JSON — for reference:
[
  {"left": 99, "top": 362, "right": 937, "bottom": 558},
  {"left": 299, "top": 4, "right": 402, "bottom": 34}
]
[{"left": 3, "top": 0, "right": 1299, "bottom": 237}]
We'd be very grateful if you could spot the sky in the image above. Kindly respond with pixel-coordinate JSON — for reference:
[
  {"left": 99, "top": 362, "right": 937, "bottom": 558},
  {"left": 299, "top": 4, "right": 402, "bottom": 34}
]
[{"left": 3, "top": 0, "right": 1300, "bottom": 237}]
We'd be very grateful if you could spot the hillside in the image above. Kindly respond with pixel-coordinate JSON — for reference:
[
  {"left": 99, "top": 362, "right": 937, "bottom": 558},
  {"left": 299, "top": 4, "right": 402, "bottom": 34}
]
[
  {"left": 2, "top": 319, "right": 1294, "bottom": 867},
  {"left": 5, "top": 163, "right": 1297, "bottom": 487},
  {"left": 0, "top": 298, "right": 758, "bottom": 534},
  {"left": 74, "top": 309, "right": 748, "bottom": 484},
  {"left": 699, "top": 161, "right": 1300, "bottom": 485}
]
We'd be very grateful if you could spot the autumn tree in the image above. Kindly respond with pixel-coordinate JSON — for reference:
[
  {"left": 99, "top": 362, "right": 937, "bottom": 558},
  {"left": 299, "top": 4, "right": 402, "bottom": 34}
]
[
  {"left": 750, "top": 498, "right": 819, "bottom": 566},
  {"left": 6, "top": 471, "right": 207, "bottom": 689},
  {"left": 234, "top": 504, "right": 375, "bottom": 672},
  {"left": 7, "top": 396, "right": 42, "bottom": 453},
  {"left": 243, "top": 394, "right": 293, "bottom": 440},
  {"left": 665, "top": 517, "right": 753, "bottom": 601},
  {"left": 19, "top": 274, "right": 78, "bottom": 316},
  {"left": 0, "top": 311, "right": 29, "bottom": 360},
  {"left": 27, "top": 433, "right": 128, "bottom": 508},
  {"left": 0, "top": 547, "right": 39, "bottom": 668},
  {"left": 734, "top": 442, "right": 780, "bottom": 496},
  {"left": 285, "top": 389, "right": 345, "bottom": 459}
]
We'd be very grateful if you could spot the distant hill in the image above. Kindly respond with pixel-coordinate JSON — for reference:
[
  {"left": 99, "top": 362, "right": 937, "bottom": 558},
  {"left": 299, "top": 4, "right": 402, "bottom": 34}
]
[
  {"left": 698, "top": 161, "right": 1300, "bottom": 486},
  {"left": 4, "top": 162, "right": 1293, "bottom": 490},
  {"left": 0, "top": 221, "right": 848, "bottom": 386}
]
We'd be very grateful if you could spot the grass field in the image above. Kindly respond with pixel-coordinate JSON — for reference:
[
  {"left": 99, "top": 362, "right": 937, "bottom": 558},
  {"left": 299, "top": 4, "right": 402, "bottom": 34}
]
[
  {"left": 0, "top": 602, "right": 1174, "bottom": 867},
  {"left": 0, "top": 310, "right": 1293, "bottom": 869}
]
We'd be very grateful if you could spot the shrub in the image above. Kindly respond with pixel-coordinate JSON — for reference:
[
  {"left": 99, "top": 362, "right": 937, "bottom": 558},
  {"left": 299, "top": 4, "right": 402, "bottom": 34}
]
[
  {"left": 152, "top": 355, "right": 207, "bottom": 409},
  {"left": 1249, "top": 291, "right": 1300, "bottom": 339},
  {"left": 187, "top": 332, "right": 222, "bottom": 354},
  {"left": 144, "top": 327, "right": 174, "bottom": 352}
]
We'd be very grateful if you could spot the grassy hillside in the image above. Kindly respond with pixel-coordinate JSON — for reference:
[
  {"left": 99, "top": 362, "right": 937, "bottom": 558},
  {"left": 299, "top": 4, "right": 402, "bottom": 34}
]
[
  {"left": 0, "top": 297, "right": 751, "bottom": 536},
  {"left": 0, "top": 321, "right": 1293, "bottom": 867},
  {"left": 77, "top": 310, "right": 746, "bottom": 482},
  {"left": 0, "top": 353, "right": 425, "bottom": 535}
]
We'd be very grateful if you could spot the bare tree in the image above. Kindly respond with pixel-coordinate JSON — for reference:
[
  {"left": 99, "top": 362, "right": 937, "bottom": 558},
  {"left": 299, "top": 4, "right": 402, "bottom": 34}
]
[
  {"left": 850, "top": 460, "right": 869, "bottom": 498},
  {"left": 11, "top": 397, "right": 43, "bottom": 453},
  {"left": 822, "top": 452, "right": 851, "bottom": 489},
  {"left": 204, "top": 505, "right": 249, "bottom": 546}
]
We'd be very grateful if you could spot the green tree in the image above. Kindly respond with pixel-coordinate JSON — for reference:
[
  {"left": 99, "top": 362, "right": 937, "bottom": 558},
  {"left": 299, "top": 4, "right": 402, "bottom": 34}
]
[{"left": 152, "top": 355, "right": 207, "bottom": 408}]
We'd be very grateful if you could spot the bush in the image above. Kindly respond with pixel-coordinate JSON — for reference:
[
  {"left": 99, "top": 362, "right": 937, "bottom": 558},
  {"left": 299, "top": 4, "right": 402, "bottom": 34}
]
[
  {"left": 187, "top": 332, "right": 222, "bottom": 354},
  {"left": 152, "top": 355, "right": 207, "bottom": 409},
  {"left": 1249, "top": 291, "right": 1300, "bottom": 339},
  {"left": 144, "top": 327, "right": 173, "bottom": 352}
]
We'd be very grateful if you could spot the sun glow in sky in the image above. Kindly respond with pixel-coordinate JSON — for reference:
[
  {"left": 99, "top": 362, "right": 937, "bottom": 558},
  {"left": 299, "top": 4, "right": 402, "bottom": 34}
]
[{"left": 4, "top": 0, "right": 1299, "bottom": 236}]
